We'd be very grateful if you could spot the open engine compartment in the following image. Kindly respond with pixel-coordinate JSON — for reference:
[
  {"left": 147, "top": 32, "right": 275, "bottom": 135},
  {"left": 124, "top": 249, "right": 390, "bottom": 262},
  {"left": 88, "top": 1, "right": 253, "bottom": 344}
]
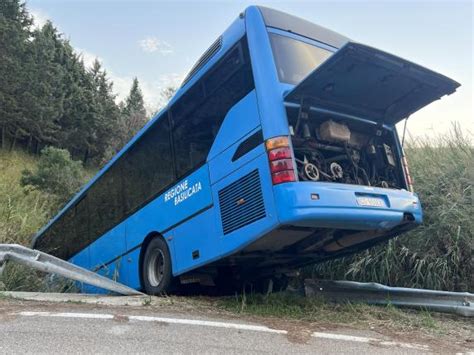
[{"left": 287, "top": 107, "right": 406, "bottom": 189}]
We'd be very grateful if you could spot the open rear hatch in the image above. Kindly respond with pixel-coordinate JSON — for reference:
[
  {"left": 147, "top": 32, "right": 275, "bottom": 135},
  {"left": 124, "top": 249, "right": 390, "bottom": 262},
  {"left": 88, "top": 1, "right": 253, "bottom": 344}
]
[{"left": 284, "top": 42, "right": 460, "bottom": 124}]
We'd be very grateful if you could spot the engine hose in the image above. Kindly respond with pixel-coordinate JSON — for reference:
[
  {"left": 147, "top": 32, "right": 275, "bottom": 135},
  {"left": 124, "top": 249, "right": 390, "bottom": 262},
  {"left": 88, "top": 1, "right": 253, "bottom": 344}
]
[{"left": 360, "top": 167, "right": 371, "bottom": 186}]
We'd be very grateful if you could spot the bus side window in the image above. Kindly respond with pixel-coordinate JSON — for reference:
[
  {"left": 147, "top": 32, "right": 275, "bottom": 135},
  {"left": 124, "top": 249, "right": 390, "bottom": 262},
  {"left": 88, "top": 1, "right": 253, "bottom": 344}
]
[
  {"left": 74, "top": 196, "right": 89, "bottom": 250},
  {"left": 172, "top": 38, "right": 254, "bottom": 179},
  {"left": 122, "top": 115, "right": 174, "bottom": 215},
  {"left": 37, "top": 206, "right": 75, "bottom": 259}
]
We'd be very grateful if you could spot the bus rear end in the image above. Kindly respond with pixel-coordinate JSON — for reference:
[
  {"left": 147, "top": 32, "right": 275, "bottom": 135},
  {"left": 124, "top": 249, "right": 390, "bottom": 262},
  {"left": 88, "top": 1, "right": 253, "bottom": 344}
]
[{"left": 233, "top": 7, "right": 460, "bottom": 279}]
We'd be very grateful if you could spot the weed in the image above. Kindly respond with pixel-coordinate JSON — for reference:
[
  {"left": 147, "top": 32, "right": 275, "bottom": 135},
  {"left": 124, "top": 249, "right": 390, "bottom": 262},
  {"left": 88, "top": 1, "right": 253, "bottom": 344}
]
[{"left": 142, "top": 297, "right": 152, "bottom": 306}]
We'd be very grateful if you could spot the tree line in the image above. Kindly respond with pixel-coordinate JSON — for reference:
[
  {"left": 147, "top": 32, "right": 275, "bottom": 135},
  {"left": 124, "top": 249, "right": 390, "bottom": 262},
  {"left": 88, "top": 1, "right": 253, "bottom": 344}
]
[{"left": 0, "top": 0, "right": 175, "bottom": 165}]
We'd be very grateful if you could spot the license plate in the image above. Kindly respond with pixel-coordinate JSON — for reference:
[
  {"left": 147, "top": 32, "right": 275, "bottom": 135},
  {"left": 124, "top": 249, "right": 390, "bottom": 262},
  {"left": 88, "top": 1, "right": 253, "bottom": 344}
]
[{"left": 357, "top": 196, "right": 385, "bottom": 207}]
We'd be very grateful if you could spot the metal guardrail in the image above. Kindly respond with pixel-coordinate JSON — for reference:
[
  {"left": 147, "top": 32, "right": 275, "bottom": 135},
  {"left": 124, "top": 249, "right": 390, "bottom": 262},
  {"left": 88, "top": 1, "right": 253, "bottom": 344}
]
[
  {"left": 0, "top": 244, "right": 143, "bottom": 296},
  {"left": 305, "top": 279, "right": 473, "bottom": 317}
]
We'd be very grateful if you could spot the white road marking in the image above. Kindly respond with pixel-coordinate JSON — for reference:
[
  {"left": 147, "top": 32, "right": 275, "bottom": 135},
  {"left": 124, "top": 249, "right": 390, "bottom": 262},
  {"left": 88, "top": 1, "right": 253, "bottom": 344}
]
[
  {"left": 311, "top": 332, "right": 430, "bottom": 351},
  {"left": 19, "top": 311, "right": 114, "bottom": 319},
  {"left": 127, "top": 315, "right": 287, "bottom": 333},
  {"left": 15, "top": 311, "right": 429, "bottom": 351}
]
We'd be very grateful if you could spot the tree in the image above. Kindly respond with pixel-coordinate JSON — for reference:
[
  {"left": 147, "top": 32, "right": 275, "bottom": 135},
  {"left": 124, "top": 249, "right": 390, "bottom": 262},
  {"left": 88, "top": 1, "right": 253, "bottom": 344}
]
[
  {"left": 21, "top": 146, "right": 85, "bottom": 205},
  {"left": 123, "top": 77, "right": 146, "bottom": 118},
  {"left": 22, "top": 21, "right": 65, "bottom": 151},
  {"left": 112, "top": 78, "right": 148, "bottom": 153},
  {"left": 160, "top": 86, "right": 177, "bottom": 105},
  {"left": 0, "top": 2, "right": 127, "bottom": 168},
  {"left": 86, "top": 59, "right": 120, "bottom": 164},
  {"left": 122, "top": 78, "right": 147, "bottom": 137},
  {"left": 0, "top": 0, "right": 33, "bottom": 149}
]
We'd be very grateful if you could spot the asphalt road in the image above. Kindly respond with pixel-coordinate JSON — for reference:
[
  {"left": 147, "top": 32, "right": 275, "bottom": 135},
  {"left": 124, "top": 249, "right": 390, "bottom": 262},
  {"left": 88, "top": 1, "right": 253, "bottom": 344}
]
[
  {"left": 0, "top": 296, "right": 440, "bottom": 355},
  {"left": 1, "top": 312, "right": 430, "bottom": 354}
]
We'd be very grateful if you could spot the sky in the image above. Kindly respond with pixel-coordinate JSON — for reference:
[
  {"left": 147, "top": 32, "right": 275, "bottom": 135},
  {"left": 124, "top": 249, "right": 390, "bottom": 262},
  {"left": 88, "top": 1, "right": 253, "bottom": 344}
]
[{"left": 26, "top": 0, "right": 473, "bottom": 138}]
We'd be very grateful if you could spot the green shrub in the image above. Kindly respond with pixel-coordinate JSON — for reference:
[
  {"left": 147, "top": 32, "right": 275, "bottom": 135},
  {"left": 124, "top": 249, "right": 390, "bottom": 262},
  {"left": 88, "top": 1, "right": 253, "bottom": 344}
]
[
  {"left": 20, "top": 147, "right": 84, "bottom": 206},
  {"left": 312, "top": 126, "right": 473, "bottom": 291}
]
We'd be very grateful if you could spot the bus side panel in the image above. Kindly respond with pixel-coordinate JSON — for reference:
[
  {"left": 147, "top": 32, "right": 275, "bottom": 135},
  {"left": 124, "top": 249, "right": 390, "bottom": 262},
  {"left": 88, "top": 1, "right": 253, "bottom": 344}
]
[
  {"left": 207, "top": 90, "right": 261, "bottom": 164},
  {"left": 89, "top": 223, "right": 126, "bottom": 274},
  {"left": 121, "top": 246, "right": 142, "bottom": 289},
  {"left": 125, "top": 165, "right": 213, "bottom": 250},
  {"left": 83, "top": 243, "right": 143, "bottom": 293},
  {"left": 246, "top": 6, "right": 290, "bottom": 140},
  {"left": 212, "top": 153, "right": 279, "bottom": 255},
  {"left": 171, "top": 208, "right": 217, "bottom": 274},
  {"left": 208, "top": 132, "right": 265, "bottom": 186},
  {"left": 69, "top": 247, "right": 90, "bottom": 293}
]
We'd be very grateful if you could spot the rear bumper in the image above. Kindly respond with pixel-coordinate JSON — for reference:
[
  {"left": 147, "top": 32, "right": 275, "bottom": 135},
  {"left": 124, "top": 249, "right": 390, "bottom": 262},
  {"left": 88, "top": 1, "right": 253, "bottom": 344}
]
[{"left": 273, "top": 182, "right": 422, "bottom": 230}]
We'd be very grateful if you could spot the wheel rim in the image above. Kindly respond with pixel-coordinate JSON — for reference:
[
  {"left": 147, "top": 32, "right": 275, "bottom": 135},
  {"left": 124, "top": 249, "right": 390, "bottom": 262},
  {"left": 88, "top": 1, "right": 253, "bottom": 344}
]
[{"left": 147, "top": 248, "right": 165, "bottom": 287}]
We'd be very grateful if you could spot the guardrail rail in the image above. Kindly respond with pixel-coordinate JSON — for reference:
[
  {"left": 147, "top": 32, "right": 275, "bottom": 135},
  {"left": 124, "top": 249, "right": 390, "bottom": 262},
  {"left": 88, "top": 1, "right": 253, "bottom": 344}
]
[
  {"left": 0, "top": 244, "right": 142, "bottom": 296},
  {"left": 305, "top": 279, "right": 473, "bottom": 317}
]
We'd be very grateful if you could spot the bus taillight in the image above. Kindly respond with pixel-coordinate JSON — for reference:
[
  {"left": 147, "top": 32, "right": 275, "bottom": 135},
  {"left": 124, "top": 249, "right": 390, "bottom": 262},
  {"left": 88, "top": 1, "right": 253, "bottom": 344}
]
[{"left": 266, "top": 136, "right": 296, "bottom": 185}]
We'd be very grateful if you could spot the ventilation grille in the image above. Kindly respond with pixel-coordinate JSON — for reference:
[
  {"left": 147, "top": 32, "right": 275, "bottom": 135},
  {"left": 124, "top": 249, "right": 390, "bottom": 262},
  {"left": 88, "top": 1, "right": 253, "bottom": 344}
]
[
  {"left": 181, "top": 36, "right": 223, "bottom": 87},
  {"left": 219, "top": 170, "right": 266, "bottom": 235}
]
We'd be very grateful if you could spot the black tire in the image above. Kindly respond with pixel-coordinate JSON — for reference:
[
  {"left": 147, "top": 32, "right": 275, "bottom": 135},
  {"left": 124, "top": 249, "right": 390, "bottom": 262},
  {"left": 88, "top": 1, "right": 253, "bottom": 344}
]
[{"left": 142, "top": 237, "right": 174, "bottom": 295}]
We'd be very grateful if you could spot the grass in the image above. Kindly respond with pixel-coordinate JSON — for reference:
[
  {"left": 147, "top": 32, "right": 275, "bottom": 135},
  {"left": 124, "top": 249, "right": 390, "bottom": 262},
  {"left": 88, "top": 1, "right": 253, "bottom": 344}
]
[
  {"left": 0, "top": 150, "right": 49, "bottom": 291},
  {"left": 0, "top": 149, "right": 74, "bottom": 292},
  {"left": 216, "top": 291, "right": 472, "bottom": 337},
  {"left": 0, "top": 150, "right": 51, "bottom": 246}
]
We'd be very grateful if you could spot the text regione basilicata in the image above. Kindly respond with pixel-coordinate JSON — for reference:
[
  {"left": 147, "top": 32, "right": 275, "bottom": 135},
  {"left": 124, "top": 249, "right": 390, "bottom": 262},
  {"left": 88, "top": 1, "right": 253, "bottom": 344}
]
[{"left": 164, "top": 180, "right": 202, "bottom": 206}]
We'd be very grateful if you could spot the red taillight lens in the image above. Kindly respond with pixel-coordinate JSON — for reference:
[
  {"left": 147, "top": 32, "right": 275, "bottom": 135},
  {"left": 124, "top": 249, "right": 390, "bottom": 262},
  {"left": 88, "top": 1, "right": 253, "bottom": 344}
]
[
  {"left": 270, "top": 158, "right": 293, "bottom": 173},
  {"left": 402, "top": 156, "right": 414, "bottom": 192},
  {"left": 272, "top": 170, "right": 296, "bottom": 185},
  {"left": 268, "top": 147, "right": 292, "bottom": 161}
]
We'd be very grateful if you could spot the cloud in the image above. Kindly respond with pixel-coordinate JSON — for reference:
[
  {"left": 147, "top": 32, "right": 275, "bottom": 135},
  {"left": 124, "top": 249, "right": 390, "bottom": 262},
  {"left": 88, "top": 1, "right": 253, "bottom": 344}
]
[
  {"left": 28, "top": 8, "right": 50, "bottom": 29},
  {"left": 138, "top": 37, "right": 173, "bottom": 55}
]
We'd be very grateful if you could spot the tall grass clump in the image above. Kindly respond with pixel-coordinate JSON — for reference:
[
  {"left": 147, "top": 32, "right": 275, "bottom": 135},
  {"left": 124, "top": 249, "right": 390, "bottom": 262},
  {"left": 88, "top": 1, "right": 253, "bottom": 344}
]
[
  {"left": 0, "top": 148, "right": 88, "bottom": 291},
  {"left": 0, "top": 150, "right": 52, "bottom": 290},
  {"left": 0, "top": 150, "right": 51, "bottom": 246},
  {"left": 313, "top": 126, "right": 473, "bottom": 291}
]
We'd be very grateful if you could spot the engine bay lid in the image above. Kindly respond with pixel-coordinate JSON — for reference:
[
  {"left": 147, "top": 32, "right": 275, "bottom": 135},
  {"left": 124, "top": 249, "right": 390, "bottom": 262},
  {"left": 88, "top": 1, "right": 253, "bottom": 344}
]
[{"left": 284, "top": 42, "right": 460, "bottom": 125}]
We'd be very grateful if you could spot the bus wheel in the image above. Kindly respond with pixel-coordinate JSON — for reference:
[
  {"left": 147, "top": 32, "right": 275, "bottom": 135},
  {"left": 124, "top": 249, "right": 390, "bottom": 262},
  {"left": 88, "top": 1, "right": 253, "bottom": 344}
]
[{"left": 142, "top": 237, "right": 173, "bottom": 295}]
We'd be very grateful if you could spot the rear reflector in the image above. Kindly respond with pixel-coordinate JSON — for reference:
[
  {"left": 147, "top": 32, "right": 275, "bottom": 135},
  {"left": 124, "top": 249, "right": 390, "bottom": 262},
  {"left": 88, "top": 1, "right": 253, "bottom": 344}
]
[{"left": 272, "top": 170, "right": 296, "bottom": 185}]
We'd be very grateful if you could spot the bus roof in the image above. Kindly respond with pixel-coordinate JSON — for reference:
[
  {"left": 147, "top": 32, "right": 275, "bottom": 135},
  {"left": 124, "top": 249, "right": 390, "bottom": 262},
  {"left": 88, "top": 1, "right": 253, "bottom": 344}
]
[{"left": 257, "top": 6, "right": 349, "bottom": 49}]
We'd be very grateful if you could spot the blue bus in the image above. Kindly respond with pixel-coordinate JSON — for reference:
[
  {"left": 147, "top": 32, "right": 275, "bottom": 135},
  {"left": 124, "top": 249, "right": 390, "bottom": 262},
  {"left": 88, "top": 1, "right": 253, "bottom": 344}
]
[{"left": 33, "top": 6, "right": 459, "bottom": 294}]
